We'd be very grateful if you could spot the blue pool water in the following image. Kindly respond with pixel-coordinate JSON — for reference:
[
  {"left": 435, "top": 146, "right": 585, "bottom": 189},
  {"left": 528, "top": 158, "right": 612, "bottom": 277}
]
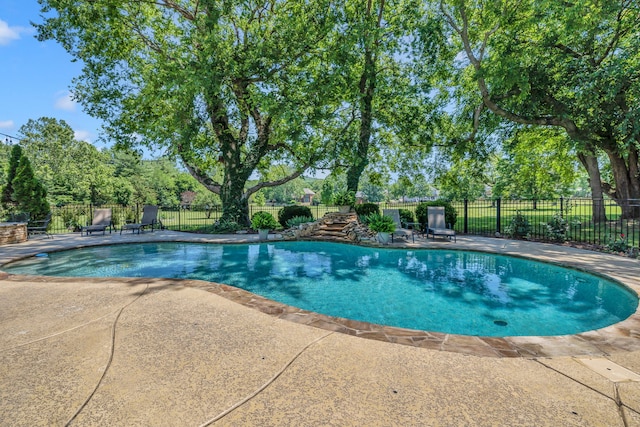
[{"left": 4, "top": 241, "right": 637, "bottom": 337}]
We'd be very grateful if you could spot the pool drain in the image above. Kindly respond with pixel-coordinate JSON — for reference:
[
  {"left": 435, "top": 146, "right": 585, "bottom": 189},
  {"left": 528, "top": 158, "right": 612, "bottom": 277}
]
[{"left": 493, "top": 320, "right": 508, "bottom": 326}]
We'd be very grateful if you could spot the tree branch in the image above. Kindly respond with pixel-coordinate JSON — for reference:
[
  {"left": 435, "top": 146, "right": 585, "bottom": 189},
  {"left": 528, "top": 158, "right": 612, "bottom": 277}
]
[{"left": 245, "top": 164, "right": 311, "bottom": 197}]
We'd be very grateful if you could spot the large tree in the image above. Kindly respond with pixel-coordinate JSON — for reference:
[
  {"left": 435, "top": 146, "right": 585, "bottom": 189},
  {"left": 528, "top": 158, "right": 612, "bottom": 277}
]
[
  {"left": 439, "top": 0, "right": 640, "bottom": 218},
  {"left": 492, "top": 128, "right": 579, "bottom": 203},
  {"left": 37, "top": 0, "right": 338, "bottom": 225},
  {"left": 326, "top": 0, "right": 442, "bottom": 194},
  {"left": 18, "top": 117, "right": 115, "bottom": 204}
]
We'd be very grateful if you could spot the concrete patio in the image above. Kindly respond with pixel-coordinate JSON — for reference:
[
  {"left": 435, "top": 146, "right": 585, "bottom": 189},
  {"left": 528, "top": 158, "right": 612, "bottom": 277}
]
[{"left": 1, "top": 231, "right": 639, "bottom": 426}]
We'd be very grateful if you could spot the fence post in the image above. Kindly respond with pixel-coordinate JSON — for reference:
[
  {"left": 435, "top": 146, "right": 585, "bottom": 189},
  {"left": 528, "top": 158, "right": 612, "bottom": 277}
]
[
  {"left": 560, "top": 197, "right": 564, "bottom": 215},
  {"left": 496, "top": 198, "right": 501, "bottom": 235},
  {"left": 463, "top": 199, "right": 468, "bottom": 234}
]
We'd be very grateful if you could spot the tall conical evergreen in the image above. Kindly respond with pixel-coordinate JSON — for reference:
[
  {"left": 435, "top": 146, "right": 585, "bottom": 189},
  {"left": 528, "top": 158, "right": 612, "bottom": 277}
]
[
  {"left": 12, "top": 155, "right": 50, "bottom": 220},
  {"left": 1, "top": 144, "right": 23, "bottom": 209}
]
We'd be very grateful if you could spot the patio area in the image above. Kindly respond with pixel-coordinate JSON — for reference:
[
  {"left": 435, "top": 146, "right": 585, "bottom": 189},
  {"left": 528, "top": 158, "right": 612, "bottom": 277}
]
[{"left": 1, "top": 231, "right": 639, "bottom": 425}]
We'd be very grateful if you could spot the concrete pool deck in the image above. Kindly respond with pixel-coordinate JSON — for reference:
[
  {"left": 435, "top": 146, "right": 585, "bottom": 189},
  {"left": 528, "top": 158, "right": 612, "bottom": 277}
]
[{"left": 1, "top": 231, "right": 639, "bottom": 425}]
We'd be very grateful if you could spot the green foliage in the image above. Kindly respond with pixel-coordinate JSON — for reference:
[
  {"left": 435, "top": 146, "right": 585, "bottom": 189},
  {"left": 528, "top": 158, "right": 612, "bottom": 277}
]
[
  {"left": 434, "top": 158, "right": 488, "bottom": 202},
  {"left": 12, "top": 155, "right": 50, "bottom": 220},
  {"left": 415, "top": 200, "right": 457, "bottom": 228},
  {"left": 504, "top": 211, "right": 531, "bottom": 239},
  {"left": 332, "top": 190, "right": 356, "bottom": 206},
  {"left": 398, "top": 209, "right": 415, "bottom": 226},
  {"left": 367, "top": 213, "right": 396, "bottom": 233},
  {"left": 285, "top": 216, "right": 314, "bottom": 228},
  {"left": 354, "top": 202, "right": 380, "bottom": 217},
  {"left": 258, "top": 166, "right": 307, "bottom": 204},
  {"left": 251, "top": 211, "right": 280, "bottom": 230},
  {"left": 277, "top": 205, "right": 313, "bottom": 228},
  {"left": 36, "top": 1, "right": 340, "bottom": 226},
  {"left": 252, "top": 191, "right": 266, "bottom": 207},
  {"left": 441, "top": 0, "right": 640, "bottom": 210},
  {"left": 59, "top": 206, "right": 85, "bottom": 231},
  {"left": 544, "top": 212, "right": 569, "bottom": 242},
  {"left": 210, "top": 219, "right": 243, "bottom": 234},
  {"left": 605, "top": 234, "right": 629, "bottom": 254},
  {"left": 493, "top": 129, "right": 578, "bottom": 200},
  {"left": 1, "top": 144, "right": 23, "bottom": 208}
]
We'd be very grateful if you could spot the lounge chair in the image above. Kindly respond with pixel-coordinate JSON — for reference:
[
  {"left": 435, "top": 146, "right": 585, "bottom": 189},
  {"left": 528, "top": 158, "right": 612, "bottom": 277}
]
[
  {"left": 382, "top": 209, "right": 415, "bottom": 243},
  {"left": 426, "top": 206, "right": 456, "bottom": 242},
  {"left": 8, "top": 212, "right": 30, "bottom": 222},
  {"left": 120, "top": 205, "right": 162, "bottom": 234},
  {"left": 27, "top": 213, "right": 52, "bottom": 239},
  {"left": 81, "top": 208, "right": 113, "bottom": 236}
]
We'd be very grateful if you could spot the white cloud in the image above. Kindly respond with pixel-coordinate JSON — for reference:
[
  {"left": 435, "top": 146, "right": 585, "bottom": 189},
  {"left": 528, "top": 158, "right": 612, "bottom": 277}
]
[
  {"left": 0, "top": 20, "right": 28, "bottom": 46},
  {"left": 0, "top": 120, "right": 14, "bottom": 129},
  {"left": 74, "top": 130, "right": 91, "bottom": 142},
  {"left": 55, "top": 92, "right": 77, "bottom": 112}
]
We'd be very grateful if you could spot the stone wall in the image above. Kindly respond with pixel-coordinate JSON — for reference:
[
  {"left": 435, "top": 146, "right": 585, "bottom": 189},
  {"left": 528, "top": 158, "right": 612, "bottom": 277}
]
[{"left": 0, "top": 223, "right": 28, "bottom": 245}]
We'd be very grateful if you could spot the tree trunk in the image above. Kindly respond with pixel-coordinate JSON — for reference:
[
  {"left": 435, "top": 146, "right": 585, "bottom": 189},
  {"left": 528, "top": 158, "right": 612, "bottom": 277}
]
[
  {"left": 345, "top": 1, "right": 385, "bottom": 194},
  {"left": 577, "top": 152, "right": 607, "bottom": 222},
  {"left": 346, "top": 44, "right": 376, "bottom": 194},
  {"left": 219, "top": 172, "right": 250, "bottom": 226},
  {"left": 603, "top": 147, "right": 640, "bottom": 219},
  {"left": 218, "top": 134, "right": 253, "bottom": 226}
]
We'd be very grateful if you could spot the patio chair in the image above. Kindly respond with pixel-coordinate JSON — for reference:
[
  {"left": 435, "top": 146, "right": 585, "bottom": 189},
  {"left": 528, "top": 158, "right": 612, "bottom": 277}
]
[
  {"left": 426, "top": 206, "right": 456, "bottom": 242},
  {"left": 120, "top": 205, "right": 162, "bottom": 234},
  {"left": 8, "top": 212, "right": 30, "bottom": 222},
  {"left": 27, "top": 212, "right": 53, "bottom": 239},
  {"left": 81, "top": 208, "right": 113, "bottom": 236},
  {"left": 382, "top": 209, "right": 415, "bottom": 243}
]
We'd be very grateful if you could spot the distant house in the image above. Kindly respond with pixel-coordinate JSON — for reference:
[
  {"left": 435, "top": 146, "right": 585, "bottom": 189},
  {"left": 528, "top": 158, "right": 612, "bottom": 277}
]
[{"left": 300, "top": 188, "right": 315, "bottom": 204}]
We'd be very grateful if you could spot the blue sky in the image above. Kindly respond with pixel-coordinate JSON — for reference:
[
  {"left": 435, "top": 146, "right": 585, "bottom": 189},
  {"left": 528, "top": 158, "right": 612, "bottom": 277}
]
[{"left": 0, "top": 0, "right": 108, "bottom": 149}]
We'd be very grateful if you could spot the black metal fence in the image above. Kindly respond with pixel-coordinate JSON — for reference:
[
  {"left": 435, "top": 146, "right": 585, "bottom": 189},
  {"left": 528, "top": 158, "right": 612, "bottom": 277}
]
[{"left": 42, "top": 198, "right": 639, "bottom": 250}]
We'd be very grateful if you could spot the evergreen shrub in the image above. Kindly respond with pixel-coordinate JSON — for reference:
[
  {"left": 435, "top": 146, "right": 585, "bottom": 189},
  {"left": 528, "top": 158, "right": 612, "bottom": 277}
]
[{"left": 277, "top": 205, "right": 312, "bottom": 227}]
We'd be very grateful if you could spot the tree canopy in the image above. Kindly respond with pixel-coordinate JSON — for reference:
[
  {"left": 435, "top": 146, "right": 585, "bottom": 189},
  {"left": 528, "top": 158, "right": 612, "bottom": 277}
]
[
  {"left": 31, "top": 0, "right": 640, "bottom": 220},
  {"left": 37, "top": 0, "right": 341, "bottom": 225},
  {"left": 439, "top": 0, "right": 640, "bottom": 217}
]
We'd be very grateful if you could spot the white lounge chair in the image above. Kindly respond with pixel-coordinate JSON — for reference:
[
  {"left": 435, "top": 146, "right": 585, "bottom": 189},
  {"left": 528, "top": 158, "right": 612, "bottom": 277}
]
[{"left": 426, "top": 206, "right": 456, "bottom": 242}]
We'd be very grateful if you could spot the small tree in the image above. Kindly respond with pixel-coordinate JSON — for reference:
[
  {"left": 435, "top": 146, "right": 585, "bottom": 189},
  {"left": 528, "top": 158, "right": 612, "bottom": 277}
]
[
  {"left": 12, "top": 156, "right": 50, "bottom": 220},
  {"left": 1, "top": 144, "right": 23, "bottom": 209}
]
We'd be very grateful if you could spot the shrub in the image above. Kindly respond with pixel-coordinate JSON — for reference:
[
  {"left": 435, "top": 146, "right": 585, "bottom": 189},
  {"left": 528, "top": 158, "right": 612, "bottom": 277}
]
[
  {"left": 606, "top": 233, "right": 629, "bottom": 253},
  {"left": 367, "top": 213, "right": 396, "bottom": 233},
  {"left": 398, "top": 209, "right": 415, "bottom": 226},
  {"left": 544, "top": 212, "right": 569, "bottom": 242},
  {"left": 505, "top": 211, "right": 531, "bottom": 239},
  {"left": 1, "top": 144, "right": 22, "bottom": 209},
  {"left": 210, "top": 219, "right": 243, "bottom": 233},
  {"left": 251, "top": 211, "right": 280, "bottom": 230},
  {"left": 286, "top": 215, "right": 314, "bottom": 228},
  {"left": 354, "top": 202, "right": 379, "bottom": 217},
  {"left": 277, "top": 205, "right": 312, "bottom": 227},
  {"left": 415, "top": 200, "right": 457, "bottom": 228},
  {"left": 59, "top": 206, "right": 84, "bottom": 231}
]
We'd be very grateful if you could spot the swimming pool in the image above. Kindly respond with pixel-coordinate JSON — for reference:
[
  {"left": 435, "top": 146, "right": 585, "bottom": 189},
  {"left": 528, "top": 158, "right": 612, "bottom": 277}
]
[{"left": 4, "top": 241, "right": 637, "bottom": 337}]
